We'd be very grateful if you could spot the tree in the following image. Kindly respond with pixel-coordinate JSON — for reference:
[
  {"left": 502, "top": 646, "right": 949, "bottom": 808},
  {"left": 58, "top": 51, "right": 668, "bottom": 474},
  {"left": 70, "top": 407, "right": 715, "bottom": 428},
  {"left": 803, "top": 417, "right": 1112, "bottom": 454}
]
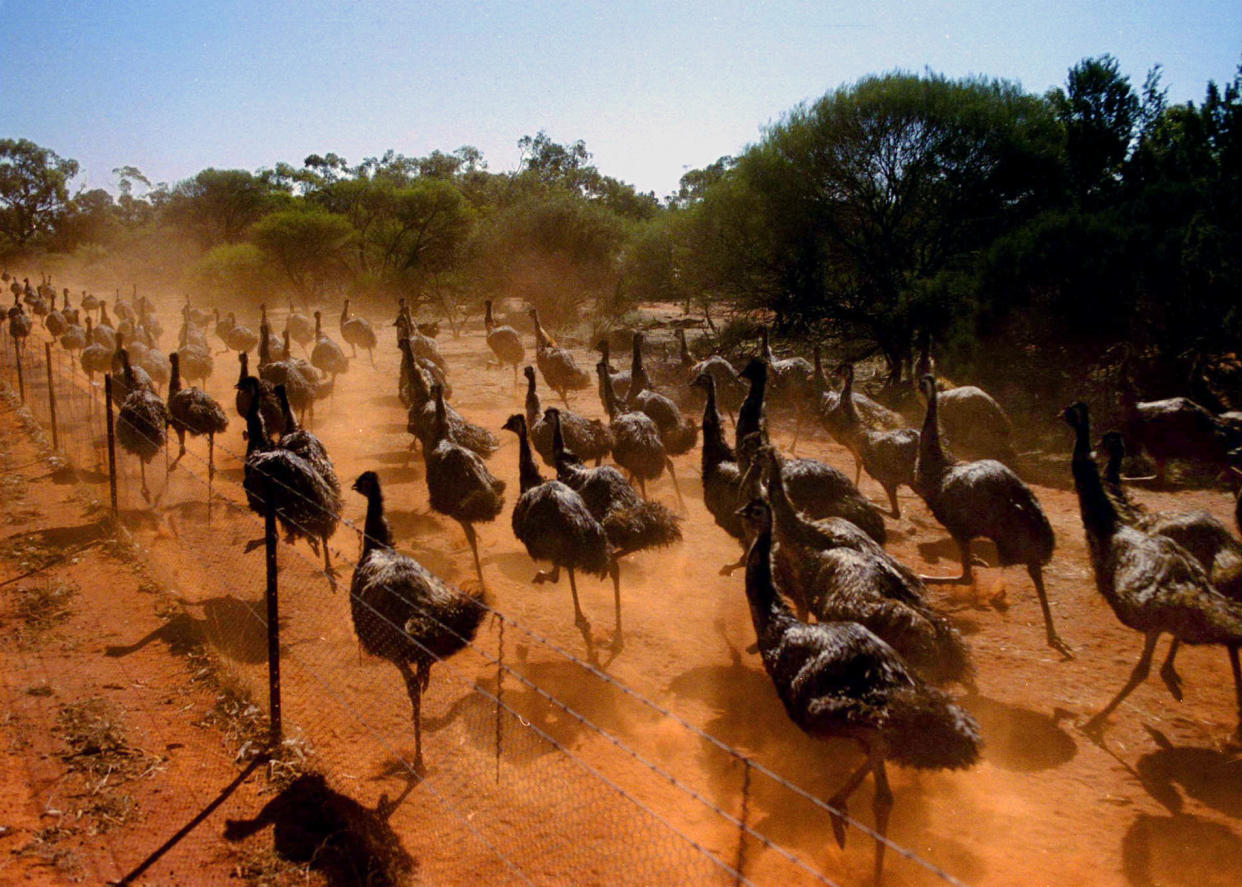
[
  {"left": 112, "top": 165, "right": 154, "bottom": 227},
  {"left": 0, "top": 139, "right": 79, "bottom": 247},
  {"left": 190, "top": 242, "right": 275, "bottom": 300},
  {"left": 250, "top": 208, "right": 354, "bottom": 301},
  {"left": 163, "top": 168, "right": 278, "bottom": 247},
  {"left": 700, "top": 72, "right": 1063, "bottom": 377},
  {"left": 470, "top": 192, "right": 626, "bottom": 327},
  {"left": 1050, "top": 55, "right": 1140, "bottom": 204}
]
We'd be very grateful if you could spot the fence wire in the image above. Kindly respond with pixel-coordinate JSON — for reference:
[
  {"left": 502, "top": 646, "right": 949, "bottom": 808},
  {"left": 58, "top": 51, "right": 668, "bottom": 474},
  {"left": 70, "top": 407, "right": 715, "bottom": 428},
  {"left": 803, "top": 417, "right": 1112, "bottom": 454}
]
[{"left": 0, "top": 319, "right": 972, "bottom": 887}]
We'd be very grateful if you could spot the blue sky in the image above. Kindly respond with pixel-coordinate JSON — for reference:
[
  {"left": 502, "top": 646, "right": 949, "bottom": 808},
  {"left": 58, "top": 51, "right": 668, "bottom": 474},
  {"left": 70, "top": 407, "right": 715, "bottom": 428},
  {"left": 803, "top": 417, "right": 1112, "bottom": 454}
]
[{"left": 1, "top": 0, "right": 1238, "bottom": 199}]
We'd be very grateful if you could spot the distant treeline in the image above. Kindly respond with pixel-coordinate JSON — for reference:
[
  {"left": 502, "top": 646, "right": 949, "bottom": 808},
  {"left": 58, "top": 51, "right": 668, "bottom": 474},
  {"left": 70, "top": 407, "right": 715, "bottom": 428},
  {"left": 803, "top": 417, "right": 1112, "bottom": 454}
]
[{"left": 3, "top": 56, "right": 1240, "bottom": 406}]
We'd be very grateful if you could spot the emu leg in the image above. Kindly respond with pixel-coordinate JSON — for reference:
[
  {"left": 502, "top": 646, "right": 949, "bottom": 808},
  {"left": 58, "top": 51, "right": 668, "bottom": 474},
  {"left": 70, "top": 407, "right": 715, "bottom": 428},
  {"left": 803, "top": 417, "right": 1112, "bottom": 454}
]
[
  {"left": 789, "top": 409, "right": 801, "bottom": 453},
  {"left": 827, "top": 756, "right": 873, "bottom": 848},
  {"left": 1029, "top": 564, "right": 1072, "bottom": 658},
  {"left": 870, "top": 756, "right": 894, "bottom": 887},
  {"left": 168, "top": 427, "right": 187, "bottom": 472},
  {"left": 1160, "top": 638, "right": 1184, "bottom": 701},
  {"left": 140, "top": 460, "right": 150, "bottom": 503},
  {"left": 885, "top": 484, "right": 901, "bottom": 518},
  {"left": 609, "top": 561, "right": 623, "bottom": 650},
  {"left": 853, "top": 453, "right": 863, "bottom": 487},
  {"left": 567, "top": 568, "right": 590, "bottom": 630},
  {"left": 637, "top": 476, "right": 648, "bottom": 500},
  {"left": 1084, "top": 632, "right": 1159, "bottom": 734},
  {"left": 461, "top": 522, "right": 485, "bottom": 588},
  {"left": 665, "top": 457, "right": 686, "bottom": 510},
  {"left": 322, "top": 536, "right": 337, "bottom": 591},
  {"left": 920, "top": 538, "right": 974, "bottom": 584},
  {"left": 396, "top": 661, "right": 425, "bottom": 774},
  {"left": 719, "top": 540, "right": 747, "bottom": 576}
]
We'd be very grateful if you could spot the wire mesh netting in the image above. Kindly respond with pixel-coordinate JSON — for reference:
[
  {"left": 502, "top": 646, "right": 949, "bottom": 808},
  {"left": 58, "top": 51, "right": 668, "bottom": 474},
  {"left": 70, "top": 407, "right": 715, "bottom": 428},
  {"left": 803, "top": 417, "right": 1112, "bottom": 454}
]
[{"left": 1, "top": 319, "right": 973, "bottom": 887}]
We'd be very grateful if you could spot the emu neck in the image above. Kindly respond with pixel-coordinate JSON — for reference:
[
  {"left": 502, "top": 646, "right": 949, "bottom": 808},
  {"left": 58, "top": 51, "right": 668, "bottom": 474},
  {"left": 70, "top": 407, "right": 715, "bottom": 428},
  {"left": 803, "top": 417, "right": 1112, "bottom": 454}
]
[
  {"left": 599, "top": 368, "right": 618, "bottom": 420},
  {"left": 278, "top": 389, "right": 299, "bottom": 433},
  {"left": 484, "top": 301, "right": 495, "bottom": 334},
  {"left": 259, "top": 323, "right": 271, "bottom": 367},
  {"left": 432, "top": 393, "right": 449, "bottom": 445},
  {"left": 1071, "top": 422, "right": 1119, "bottom": 538},
  {"left": 237, "top": 353, "right": 249, "bottom": 384},
  {"left": 525, "top": 375, "right": 540, "bottom": 425},
  {"left": 737, "top": 369, "right": 766, "bottom": 448},
  {"left": 744, "top": 521, "right": 793, "bottom": 639},
  {"left": 550, "top": 412, "right": 567, "bottom": 460},
  {"left": 516, "top": 424, "right": 544, "bottom": 492},
  {"left": 245, "top": 397, "right": 268, "bottom": 456},
  {"left": 362, "top": 486, "right": 393, "bottom": 555},
  {"left": 631, "top": 337, "right": 650, "bottom": 394},
  {"left": 766, "top": 459, "right": 802, "bottom": 532},
  {"left": 918, "top": 388, "right": 953, "bottom": 477},
  {"left": 168, "top": 358, "right": 182, "bottom": 396},
  {"left": 700, "top": 381, "right": 735, "bottom": 469}
]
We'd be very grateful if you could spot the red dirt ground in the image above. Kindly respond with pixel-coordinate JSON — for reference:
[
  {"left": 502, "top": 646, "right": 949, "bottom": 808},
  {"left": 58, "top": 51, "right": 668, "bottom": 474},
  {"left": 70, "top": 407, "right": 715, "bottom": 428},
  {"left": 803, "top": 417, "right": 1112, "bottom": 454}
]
[{"left": 2, "top": 293, "right": 1240, "bottom": 887}]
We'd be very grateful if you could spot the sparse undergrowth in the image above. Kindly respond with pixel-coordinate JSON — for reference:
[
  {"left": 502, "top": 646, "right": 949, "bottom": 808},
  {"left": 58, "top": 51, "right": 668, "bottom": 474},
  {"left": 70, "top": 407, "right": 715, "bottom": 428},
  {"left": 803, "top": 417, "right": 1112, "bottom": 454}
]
[{"left": 10, "top": 578, "right": 77, "bottom": 647}]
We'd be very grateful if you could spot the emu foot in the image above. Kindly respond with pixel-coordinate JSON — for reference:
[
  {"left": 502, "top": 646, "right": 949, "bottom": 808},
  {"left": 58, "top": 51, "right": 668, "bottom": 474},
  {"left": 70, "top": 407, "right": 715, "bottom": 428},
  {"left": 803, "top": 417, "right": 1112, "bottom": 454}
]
[
  {"left": 829, "top": 803, "right": 849, "bottom": 849},
  {"left": 1159, "top": 660, "right": 1183, "bottom": 702},
  {"left": 1047, "top": 634, "right": 1074, "bottom": 660}
]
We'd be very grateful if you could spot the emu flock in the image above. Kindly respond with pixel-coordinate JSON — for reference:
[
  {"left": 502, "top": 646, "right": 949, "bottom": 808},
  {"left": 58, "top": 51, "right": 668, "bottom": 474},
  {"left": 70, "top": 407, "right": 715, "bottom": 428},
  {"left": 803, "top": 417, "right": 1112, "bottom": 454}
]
[{"left": 7, "top": 269, "right": 1242, "bottom": 885}]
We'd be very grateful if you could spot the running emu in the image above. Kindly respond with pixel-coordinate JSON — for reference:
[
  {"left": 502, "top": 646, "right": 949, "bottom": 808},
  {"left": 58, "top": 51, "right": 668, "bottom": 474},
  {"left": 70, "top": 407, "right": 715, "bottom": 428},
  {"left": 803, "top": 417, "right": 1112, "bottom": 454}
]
[
  {"left": 116, "top": 354, "right": 170, "bottom": 503},
  {"left": 1064, "top": 402, "right": 1242, "bottom": 738},
  {"left": 484, "top": 299, "right": 525, "bottom": 384},
  {"left": 424, "top": 385, "right": 505, "bottom": 587},
  {"left": 914, "top": 375, "right": 1067, "bottom": 657},
  {"left": 737, "top": 498, "right": 980, "bottom": 886},
  {"left": 239, "top": 376, "right": 341, "bottom": 588},
  {"left": 350, "top": 470, "right": 486, "bottom": 774},
  {"left": 166, "top": 351, "right": 228, "bottom": 476},
  {"left": 503, "top": 413, "right": 617, "bottom": 648}
]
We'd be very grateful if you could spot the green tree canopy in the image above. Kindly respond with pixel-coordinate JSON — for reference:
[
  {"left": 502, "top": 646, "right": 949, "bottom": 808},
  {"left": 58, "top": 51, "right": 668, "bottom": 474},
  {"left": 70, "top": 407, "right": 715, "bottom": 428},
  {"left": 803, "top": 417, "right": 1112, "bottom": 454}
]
[
  {"left": 0, "top": 138, "right": 80, "bottom": 247},
  {"left": 164, "top": 168, "right": 280, "bottom": 247},
  {"left": 696, "top": 72, "right": 1063, "bottom": 376},
  {"left": 249, "top": 207, "right": 353, "bottom": 301}
]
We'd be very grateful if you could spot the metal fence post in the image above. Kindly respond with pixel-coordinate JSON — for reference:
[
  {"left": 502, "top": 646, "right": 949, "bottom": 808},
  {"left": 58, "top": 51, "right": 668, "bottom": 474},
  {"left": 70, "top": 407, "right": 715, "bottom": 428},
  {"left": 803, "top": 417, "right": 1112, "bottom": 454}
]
[
  {"left": 104, "top": 374, "right": 118, "bottom": 516},
  {"left": 45, "top": 342, "right": 58, "bottom": 451},
  {"left": 733, "top": 756, "right": 752, "bottom": 887},
  {"left": 15, "top": 344, "right": 24, "bottom": 401},
  {"left": 495, "top": 614, "right": 505, "bottom": 783},
  {"left": 265, "top": 493, "right": 283, "bottom": 748}
]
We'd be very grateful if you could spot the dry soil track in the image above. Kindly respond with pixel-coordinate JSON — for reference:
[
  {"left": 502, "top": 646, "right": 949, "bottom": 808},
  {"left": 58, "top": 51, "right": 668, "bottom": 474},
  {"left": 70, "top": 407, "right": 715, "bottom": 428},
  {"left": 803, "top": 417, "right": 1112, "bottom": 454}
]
[{"left": 2, "top": 297, "right": 1241, "bottom": 886}]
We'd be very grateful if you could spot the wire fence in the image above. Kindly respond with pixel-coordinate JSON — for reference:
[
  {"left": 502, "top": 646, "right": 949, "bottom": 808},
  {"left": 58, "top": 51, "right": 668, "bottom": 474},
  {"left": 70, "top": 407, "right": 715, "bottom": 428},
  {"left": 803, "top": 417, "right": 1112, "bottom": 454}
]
[{"left": 0, "top": 321, "right": 972, "bottom": 887}]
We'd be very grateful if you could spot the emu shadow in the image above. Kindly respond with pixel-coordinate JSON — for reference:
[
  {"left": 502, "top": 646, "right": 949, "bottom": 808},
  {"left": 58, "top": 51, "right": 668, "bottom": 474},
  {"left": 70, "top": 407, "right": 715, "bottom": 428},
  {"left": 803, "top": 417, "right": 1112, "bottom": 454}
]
[
  {"left": 1134, "top": 726, "right": 1242, "bottom": 818},
  {"left": 967, "top": 695, "right": 1077, "bottom": 772},
  {"left": 104, "top": 596, "right": 271, "bottom": 664},
  {"left": 383, "top": 509, "right": 445, "bottom": 545},
  {"left": 2, "top": 520, "right": 108, "bottom": 551},
  {"left": 224, "top": 772, "right": 416, "bottom": 887},
  {"left": 1121, "top": 812, "right": 1242, "bottom": 887}
]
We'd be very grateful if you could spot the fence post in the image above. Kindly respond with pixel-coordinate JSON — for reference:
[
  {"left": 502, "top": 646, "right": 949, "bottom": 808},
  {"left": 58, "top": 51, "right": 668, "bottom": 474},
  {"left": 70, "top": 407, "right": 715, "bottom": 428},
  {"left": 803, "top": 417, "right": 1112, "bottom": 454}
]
[
  {"left": 104, "top": 374, "right": 118, "bottom": 517},
  {"left": 265, "top": 493, "right": 283, "bottom": 748},
  {"left": 495, "top": 614, "right": 505, "bottom": 783},
  {"left": 733, "top": 756, "right": 752, "bottom": 887},
  {"left": 45, "top": 343, "right": 58, "bottom": 452},
  {"left": 15, "top": 344, "right": 24, "bottom": 402}
]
